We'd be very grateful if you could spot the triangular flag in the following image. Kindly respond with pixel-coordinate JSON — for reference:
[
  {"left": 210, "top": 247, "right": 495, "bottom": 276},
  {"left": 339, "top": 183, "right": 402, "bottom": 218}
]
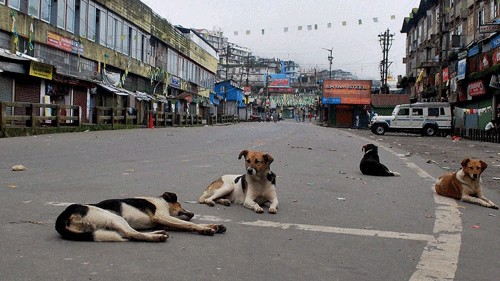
[
  {"left": 307, "top": 25, "right": 312, "bottom": 30},
  {"left": 261, "top": 29, "right": 265, "bottom": 35},
  {"left": 284, "top": 27, "right": 288, "bottom": 32},
  {"left": 342, "top": 21, "right": 347, "bottom": 26},
  {"left": 373, "top": 17, "right": 378, "bottom": 23},
  {"left": 391, "top": 15, "right": 396, "bottom": 20},
  {"left": 327, "top": 23, "right": 332, "bottom": 28},
  {"left": 358, "top": 19, "right": 362, "bottom": 25},
  {"left": 234, "top": 31, "right": 238, "bottom": 35},
  {"left": 246, "top": 30, "right": 250, "bottom": 35},
  {"left": 298, "top": 26, "right": 303, "bottom": 31},
  {"left": 314, "top": 24, "right": 318, "bottom": 30}
]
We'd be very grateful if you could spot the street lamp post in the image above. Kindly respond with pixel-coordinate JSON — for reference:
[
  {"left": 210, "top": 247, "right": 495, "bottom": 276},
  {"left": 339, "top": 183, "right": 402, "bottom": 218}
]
[{"left": 323, "top": 48, "right": 333, "bottom": 78}]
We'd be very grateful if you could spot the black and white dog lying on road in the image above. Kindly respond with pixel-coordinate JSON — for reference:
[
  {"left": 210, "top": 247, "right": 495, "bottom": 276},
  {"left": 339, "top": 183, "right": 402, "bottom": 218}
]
[
  {"left": 55, "top": 192, "right": 226, "bottom": 242},
  {"left": 359, "top": 144, "right": 400, "bottom": 177}
]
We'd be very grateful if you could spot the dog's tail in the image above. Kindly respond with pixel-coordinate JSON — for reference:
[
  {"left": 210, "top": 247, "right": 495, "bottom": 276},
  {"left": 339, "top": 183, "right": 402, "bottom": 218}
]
[
  {"left": 390, "top": 171, "right": 401, "bottom": 177},
  {"left": 55, "top": 204, "right": 95, "bottom": 241}
]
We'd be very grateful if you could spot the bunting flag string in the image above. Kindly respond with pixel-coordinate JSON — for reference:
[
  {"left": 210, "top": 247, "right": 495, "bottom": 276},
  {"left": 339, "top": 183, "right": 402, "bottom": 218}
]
[
  {"left": 10, "top": 9, "right": 19, "bottom": 53},
  {"left": 231, "top": 15, "right": 397, "bottom": 36}
]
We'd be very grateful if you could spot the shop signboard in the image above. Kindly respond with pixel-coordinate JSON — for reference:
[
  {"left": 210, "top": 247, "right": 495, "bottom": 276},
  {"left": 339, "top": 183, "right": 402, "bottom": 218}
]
[
  {"left": 322, "top": 80, "right": 371, "bottom": 105},
  {"left": 467, "top": 80, "right": 486, "bottom": 96}
]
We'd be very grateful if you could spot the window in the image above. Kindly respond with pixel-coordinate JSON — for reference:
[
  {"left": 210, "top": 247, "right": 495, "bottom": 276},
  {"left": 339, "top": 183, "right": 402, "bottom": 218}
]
[
  {"left": 79, "top": 0, "right": 88, "bottom": 38},
  {"left": 491, "top": 0, "right": 498, "bottom": 20},
  {"left": 87, "top": 2, "right": 96, "bottom": 41},
  {"left": 106, "top": 13, "right": 116, "bottom": 49},
  {"left": 41, "top": 0, "right": 51, "bottom": 22},
  {"left": 9, "top": 0, "right": 20, "bottom": 10},
  {"left": 67, "top": 0, "right": 75, "bottom": 33},
  {"left": 115, "top": 19, "right": 123, "bottom": 53},
  {"left": 123, "top": 24, "right": 130, "bottom": 56},
  {"left": 412, "top": 108, "right": 423, "bottom": 116},
  {"left": 131, "top": 28, "right": 137, "bottom": 59},
  {"left": 428, "top": 108, "right": 439, "bottom": 117},
  {"left": 97, "top": 8, "right": 107, "bottom": 46},
  {"left": 398, "top": 108, "right": 410, "bottom": 116},
  {"left": 29, "top": 0, "right": 40, "bottom": 18},
  {"left": 57, "top": 0, "right": 66, "bottom": 29},
  {"left": 477, "top": 8, "right": 485, "bottom": 27}
]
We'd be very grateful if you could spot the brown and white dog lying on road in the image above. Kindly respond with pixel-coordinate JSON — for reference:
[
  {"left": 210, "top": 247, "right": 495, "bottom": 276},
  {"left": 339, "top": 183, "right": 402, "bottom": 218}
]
[
  {"left": 198, "top": 150, "right": 278, "bottom": 214},
  {"left": 55, "top": 192, "right": 226, "bottom": 242},
  {"left": 434, "top": 158, "right": 498, "bottom": 209}
]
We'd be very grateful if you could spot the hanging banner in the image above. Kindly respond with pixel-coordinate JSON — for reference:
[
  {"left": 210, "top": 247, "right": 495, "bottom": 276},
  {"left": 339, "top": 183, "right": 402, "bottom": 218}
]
[
  {"left": 467, "top": 80, "right": 486, "bottom": 96},
  {"left": 457, "top": 59, "right": 467, "bottom": 80}
]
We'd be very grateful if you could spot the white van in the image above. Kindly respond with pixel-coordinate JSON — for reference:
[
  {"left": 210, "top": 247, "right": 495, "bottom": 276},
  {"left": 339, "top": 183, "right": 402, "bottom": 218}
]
[{"left": 369, "top": 102, "right": 452, "bottom": 136}]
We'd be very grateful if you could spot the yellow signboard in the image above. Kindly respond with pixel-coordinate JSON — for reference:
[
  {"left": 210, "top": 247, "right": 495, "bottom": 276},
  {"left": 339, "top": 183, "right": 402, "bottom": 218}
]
[{"left": 29, "top": 61, "right": 53, "bottom": 80}]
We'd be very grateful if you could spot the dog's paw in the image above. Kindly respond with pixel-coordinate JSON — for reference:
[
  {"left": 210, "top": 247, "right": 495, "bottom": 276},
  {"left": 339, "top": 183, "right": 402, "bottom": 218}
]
[
  {"left": 204, "top": 199, "right": 216, "bottom": 207},
  {"left": 214, "top": 224, "right": 227, "bottom": 233},
  {"left": 217, "top": 199, "right": 231, "bottom": 206},
  {"left": 255, "top": 207, "right": 264, "bottom": 213},
  {"left": 199, "top": 228, "right": 216, "bottom": 236},
  {"left": 490, "top": 204, "right": 499, "bottom": 210},
  {"left": 269, "top": 207, "right": 278, "bottom": 214},
  {"left": 152, "top": 231, "right": 169, "bottom": 242}
]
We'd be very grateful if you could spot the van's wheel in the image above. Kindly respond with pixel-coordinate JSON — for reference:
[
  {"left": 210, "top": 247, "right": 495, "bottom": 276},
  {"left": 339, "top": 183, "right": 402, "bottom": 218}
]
[
  {"left": 372, "top": 124, "right": 386, "bottom": 135},
  {"left": 422, "top": 125, "right": 437, "bottom": 136}
]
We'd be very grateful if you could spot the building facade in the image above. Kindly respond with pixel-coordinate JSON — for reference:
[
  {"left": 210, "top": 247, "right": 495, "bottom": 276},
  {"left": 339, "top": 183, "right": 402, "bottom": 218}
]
[
  {"left": 0, "top": 0, "right": 218, "bottom": 125},
  {"left": 401, "top": 0, "right": 500, "bottom": 130}
]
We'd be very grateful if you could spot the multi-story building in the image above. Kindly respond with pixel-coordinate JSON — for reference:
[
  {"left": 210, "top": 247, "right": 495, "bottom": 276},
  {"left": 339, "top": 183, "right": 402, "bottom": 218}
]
[
  {"left": 401, "top": 0, "right": 500, "bottom": 130},
  {"left": 0, "top": 0, "right": 218, "bottom": 125}
]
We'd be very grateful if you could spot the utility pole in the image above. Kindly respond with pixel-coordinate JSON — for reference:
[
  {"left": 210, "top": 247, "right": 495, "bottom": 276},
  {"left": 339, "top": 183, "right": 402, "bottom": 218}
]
[
  {"left": 225, "top": 44, "right": 230, "bottom": 80},
  {"left": 378, "top": 29, "right": 394, "bottom": 94},
  {"left": 437, "top": 0, "right": 445, "bottom": 101},
  {"left": 323, "top": 48, "right": 333, "bottom": 78}
]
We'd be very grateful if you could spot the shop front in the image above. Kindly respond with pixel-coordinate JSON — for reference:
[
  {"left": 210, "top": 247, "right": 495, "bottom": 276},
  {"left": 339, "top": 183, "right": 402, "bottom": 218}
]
[{"left": 322, "top": 80, "right": 371, "bottom": 127}]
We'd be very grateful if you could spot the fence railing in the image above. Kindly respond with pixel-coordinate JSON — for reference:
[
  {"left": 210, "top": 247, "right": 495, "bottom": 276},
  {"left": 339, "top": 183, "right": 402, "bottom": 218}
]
[
  {"left": 0, "top": 102, "right": 81, "bottom": 130},
  {"left": 452, "top": 128, "right": 500, "bottom": 143}
]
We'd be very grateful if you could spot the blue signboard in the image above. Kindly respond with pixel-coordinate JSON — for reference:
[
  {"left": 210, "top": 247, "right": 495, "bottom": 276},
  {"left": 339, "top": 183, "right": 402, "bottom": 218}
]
[
  {"left": 170, "top": 75, "right": 181, "bottom": 88},
  {"left": 492, "top": 34, "right": 500, "bottom": 49},
  {"left": 322, "top": 97, "right": 341, "bottom": 104},
  {"left": 467, "top": 45, "right": 480, "bottom": 57},
  {"left": 457, "top": 59, "right": 466, "bottom": 80}
]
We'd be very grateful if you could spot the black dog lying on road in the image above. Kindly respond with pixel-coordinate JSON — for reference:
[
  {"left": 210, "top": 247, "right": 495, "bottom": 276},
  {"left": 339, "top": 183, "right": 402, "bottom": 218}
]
[{"left": 359, "top": 144, "right": 400, "bottom": 177}]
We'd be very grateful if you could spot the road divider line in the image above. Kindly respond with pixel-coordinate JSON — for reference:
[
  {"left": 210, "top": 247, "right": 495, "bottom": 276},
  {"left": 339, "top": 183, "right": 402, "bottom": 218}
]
[{"left": 239, "top": 220, "right": 434, "bottom": 242}]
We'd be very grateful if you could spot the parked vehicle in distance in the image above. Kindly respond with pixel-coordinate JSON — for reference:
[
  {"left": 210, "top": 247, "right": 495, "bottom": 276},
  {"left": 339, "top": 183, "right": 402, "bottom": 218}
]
[{"left": 369, "top": 102, "right": 452, "bottom": 136}]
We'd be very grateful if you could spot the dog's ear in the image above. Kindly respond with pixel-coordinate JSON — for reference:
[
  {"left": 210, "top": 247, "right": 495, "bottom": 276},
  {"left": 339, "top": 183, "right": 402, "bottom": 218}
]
[
  {"left": 362, "top": 145, "right": 367, "bottom": 152},
  {"left": 161, "top": 192, "right": 178, "bottom": 203},
  {"left": 263, "top": 154, "right": 274, "bottom": 165},
  {"left": 239, "top": 150, "right": 249, "bottom": 159},
  {"left": 460, "top": 158, "right": 470, "bottom": 168},
  {"left": 480, "top": 160, "right": 488, "bottom": 171}
]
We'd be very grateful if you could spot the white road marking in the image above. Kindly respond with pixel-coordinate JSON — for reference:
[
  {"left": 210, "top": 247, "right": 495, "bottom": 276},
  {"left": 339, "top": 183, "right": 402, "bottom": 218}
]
[
  {"left": 239, "top": 220, "right": 434, "bottom": 242},
  {"left": 388, "top": 145, "right": 462, "bottom": 281}
]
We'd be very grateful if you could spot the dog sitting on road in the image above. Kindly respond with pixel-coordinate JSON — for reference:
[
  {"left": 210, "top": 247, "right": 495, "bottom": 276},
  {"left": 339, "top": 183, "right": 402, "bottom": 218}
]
[
  {"left": 359, "top": 144, "right": 400, "bottom": 177},
  {"left": 198, "top": 150, "right": 278, "bottom": 214},
  {"left": 434, "top": 158, "right": 498, "bottom": 209},
  {"left": 55, "top": 192, "right": 227, "bottom": 242}
]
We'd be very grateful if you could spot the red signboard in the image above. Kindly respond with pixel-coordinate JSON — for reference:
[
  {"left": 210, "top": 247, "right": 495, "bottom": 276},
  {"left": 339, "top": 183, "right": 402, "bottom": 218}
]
[
  {"left": 493, "top": 48, "right": 500, "bottom": 65},
  {"left": 47, "top": 31, "right": 83, "bottom": 55},
  {"left": 322, "top": 80, "right": 371, "bottom": 105},
  {"left": 467, "top": 80, "right": 486, "bottom": 96},
  {"left": 442, "top": 67, "right": 449, "bottom": 82}
]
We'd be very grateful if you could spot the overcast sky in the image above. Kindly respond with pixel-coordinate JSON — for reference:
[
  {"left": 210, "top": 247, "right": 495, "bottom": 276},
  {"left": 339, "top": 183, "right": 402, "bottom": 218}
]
[{"left": 141, "top": 0, "right": 421, "bottom": 80}]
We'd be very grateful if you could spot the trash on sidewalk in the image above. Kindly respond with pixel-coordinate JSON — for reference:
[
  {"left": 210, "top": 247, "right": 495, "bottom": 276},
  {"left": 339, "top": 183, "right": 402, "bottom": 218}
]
[{"left": 12, "top": 164, "right": 27, "bottom": 171}]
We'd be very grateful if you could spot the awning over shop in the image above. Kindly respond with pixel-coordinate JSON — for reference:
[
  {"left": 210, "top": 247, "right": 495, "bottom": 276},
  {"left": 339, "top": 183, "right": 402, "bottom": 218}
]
[
  {"left": 210, "top": 93, "right": 220, "bottom": 105},
  {"left": 134, "top": 91, "right": 155, "bottom": 101},
  {"left": 97, "top": 83, "right": 131, "bottom": 96}
]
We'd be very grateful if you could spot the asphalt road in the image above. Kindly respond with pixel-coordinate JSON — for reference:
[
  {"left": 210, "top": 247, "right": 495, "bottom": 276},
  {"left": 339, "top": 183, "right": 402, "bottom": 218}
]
[{"left": 0, "top": 120, "right": 498, "bottom": 281}]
